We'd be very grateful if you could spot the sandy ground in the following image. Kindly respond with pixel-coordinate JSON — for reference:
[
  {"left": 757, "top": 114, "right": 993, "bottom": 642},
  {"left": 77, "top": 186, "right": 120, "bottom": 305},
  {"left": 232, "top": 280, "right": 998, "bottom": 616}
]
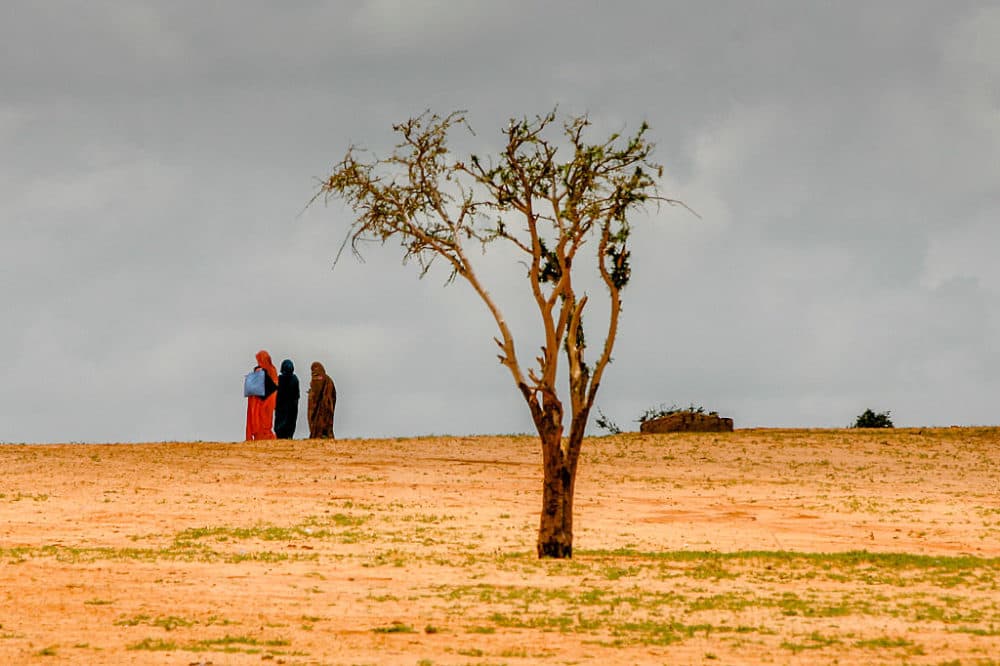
[{"left": 1, "top": 428, "right": 999, "bottom": 665}]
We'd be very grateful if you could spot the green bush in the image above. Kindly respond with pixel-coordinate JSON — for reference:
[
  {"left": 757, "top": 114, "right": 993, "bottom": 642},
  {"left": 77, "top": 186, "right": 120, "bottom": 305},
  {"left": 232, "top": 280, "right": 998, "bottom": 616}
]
[{"left": 853, "top": 409, "right": 894, "bottom": 428}]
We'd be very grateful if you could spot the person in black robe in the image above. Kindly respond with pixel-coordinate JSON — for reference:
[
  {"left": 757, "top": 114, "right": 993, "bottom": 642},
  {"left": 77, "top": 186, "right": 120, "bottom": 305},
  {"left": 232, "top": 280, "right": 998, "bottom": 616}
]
[{"left": 274, "top": 359, "right": 300, "bottom": 439}]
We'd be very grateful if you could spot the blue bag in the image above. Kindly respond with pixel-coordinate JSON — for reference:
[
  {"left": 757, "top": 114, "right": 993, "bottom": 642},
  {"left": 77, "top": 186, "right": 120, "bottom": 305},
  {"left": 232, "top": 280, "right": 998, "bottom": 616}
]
[{"left": 244, "top": 369, "right": 266, "bottom": 397}]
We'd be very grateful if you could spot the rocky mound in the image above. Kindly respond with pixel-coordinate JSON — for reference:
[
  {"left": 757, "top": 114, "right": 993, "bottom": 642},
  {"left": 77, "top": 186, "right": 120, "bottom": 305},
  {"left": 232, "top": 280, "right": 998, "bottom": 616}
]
[{"left": 639, "top": 411, "right": 734, "bottom": 433}]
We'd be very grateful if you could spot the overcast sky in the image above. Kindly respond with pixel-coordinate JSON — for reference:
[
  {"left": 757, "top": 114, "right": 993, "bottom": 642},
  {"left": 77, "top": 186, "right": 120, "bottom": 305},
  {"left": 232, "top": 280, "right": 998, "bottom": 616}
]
[{"left": 2, "top": 1, "right": 998, "bottom": 443}]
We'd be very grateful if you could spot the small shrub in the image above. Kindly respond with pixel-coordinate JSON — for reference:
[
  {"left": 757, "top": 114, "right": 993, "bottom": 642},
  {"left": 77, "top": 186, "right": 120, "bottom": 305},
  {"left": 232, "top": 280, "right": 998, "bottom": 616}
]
[
  {"left": 595, "top": 408, "right": 622, "bottom": 435},
  {"left": 853, "top": 409, "right": 894, "bottom": 428}
]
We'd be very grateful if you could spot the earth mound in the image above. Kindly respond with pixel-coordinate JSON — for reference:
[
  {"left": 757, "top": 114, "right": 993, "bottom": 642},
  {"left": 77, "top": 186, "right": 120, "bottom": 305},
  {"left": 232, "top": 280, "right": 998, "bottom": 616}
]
[{"left": 639, "top": 410, "right": 734, "bottom": 433}]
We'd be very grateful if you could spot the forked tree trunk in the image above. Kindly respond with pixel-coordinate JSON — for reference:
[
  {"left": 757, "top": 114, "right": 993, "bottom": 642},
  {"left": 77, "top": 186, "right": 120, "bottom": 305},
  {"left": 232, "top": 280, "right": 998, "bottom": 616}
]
[{"left": 536, "top": 424, "right": 585, "bottom": 558}]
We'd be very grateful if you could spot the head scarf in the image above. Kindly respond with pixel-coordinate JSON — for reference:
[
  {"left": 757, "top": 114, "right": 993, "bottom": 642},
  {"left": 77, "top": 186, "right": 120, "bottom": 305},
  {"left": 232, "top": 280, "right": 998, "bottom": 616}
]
[
  {"left": 280, "top": 359, "right": 295, "bottom": 375},
  {"left": 256, "top": 350, "right": 279, "bottom": 384},
  {"left": 310, "top": 361, "right": 326, "bottom": 389}
]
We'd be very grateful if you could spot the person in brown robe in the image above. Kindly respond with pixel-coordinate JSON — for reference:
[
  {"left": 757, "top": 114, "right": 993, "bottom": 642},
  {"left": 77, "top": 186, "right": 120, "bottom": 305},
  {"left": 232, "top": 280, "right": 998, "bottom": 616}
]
[{"left": 308, "top": 361, "right": 336, "bottom": 439}]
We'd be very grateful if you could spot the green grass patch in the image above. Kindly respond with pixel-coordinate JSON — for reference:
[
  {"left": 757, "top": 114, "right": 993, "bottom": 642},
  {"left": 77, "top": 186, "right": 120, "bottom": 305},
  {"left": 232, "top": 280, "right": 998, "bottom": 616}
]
[
  {"left": 372, "top": 622, "right": 416, "bottom": 634},
  {"left": 153, "top": 616, "right": 194, "bottom": 631},
  {"left": 575, "top": 548, "right": 1000, "bottom": 571},
  {"left": 951, "top": 625, "right": 1000, "bottom": 636},
  {"left": 127, "top": 638, "right": 178, "bottom": 651},
  {"left": 0, "top": 543, "right": 305, "bottom": 564},
  {"left": 854, "top": 636, "right": 914, "bottom": 648},
  {"left": 174, "top": 514, "right": 368, "bottom": 544},
  {"left": 191, "top": 634, "right": 290, "bottom": 648},
  {"left": 781, "top": 631, "right": 841, "bottom": 653}
]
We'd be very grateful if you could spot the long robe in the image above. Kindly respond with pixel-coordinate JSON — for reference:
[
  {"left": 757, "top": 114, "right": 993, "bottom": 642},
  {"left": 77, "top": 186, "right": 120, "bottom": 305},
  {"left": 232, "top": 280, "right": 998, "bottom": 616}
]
[
  {"left": 308, "top": 361, "right": 336, "bottom": 439},
  {"left": 246, "top": 350, "right": 279, "bottom": 440},
  {"left": 275, "top": 359, "right": 300, "bottom": 439}
]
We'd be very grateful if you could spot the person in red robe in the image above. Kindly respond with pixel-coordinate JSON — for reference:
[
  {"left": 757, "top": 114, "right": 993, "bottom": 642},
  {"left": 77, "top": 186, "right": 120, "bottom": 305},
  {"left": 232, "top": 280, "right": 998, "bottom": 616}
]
[{"left": 246, "top": 350, "right": 279, "bottom": 440}]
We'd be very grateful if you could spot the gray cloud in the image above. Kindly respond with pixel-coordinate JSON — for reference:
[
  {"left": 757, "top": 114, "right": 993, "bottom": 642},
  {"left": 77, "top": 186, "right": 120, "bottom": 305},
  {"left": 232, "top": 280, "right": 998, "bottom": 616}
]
[{"left": 2, "top": 0, "right": 997, "bottom": 442}]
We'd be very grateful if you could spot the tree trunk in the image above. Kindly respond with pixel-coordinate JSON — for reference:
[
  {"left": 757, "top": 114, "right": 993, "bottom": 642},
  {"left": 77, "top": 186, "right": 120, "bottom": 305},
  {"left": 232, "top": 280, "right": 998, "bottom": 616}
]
[
  {"left": 537, "top": 445, "right": 575, "bottom": 558},
  {"left": 525, "top": 393, "right": 587, "bottom": 559},
  {"left": 536, "top": 409, "right": 589, "bottom": 558}
]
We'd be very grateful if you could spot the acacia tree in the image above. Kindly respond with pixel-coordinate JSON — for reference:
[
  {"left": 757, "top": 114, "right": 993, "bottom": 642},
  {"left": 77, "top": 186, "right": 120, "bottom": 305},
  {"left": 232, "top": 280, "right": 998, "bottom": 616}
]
[{"left": 316, "top": 110, "right": 683, "bottom": 558}]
